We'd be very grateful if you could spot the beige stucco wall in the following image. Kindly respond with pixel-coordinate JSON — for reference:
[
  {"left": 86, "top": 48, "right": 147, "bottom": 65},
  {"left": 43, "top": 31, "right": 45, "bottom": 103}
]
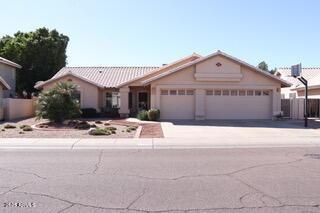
[
  {"left": 3, "top": 98, "right": 36, "bottom": 121},
  {"left": 149, "top": 55, "right": 282, "bottom": 119},
  {"left": 43, "top": 76, "right": 100, "bottom": 111}
]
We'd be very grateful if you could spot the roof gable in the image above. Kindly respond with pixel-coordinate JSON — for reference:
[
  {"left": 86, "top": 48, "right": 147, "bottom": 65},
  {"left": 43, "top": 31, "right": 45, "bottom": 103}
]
[
  {"left": 142, "top": 51, "right": 291, "bottom": 87},
  {"left": 116, "top": 53, "right": 201, "bottom": 88}
]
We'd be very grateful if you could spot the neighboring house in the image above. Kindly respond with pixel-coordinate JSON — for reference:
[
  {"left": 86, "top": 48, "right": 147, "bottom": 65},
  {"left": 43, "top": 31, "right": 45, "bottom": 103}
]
[
  {"left": 0, "top": 76, "right": 11, "bottom": 120},
  {"left": 275, "top": 68, "right": 320, "bottom": 99},
  {"left": 0, "top": 57, "right": 22, "bottom": 98},
  {"left": 35, "top": 50, "right": 290, "bottom": 120}
]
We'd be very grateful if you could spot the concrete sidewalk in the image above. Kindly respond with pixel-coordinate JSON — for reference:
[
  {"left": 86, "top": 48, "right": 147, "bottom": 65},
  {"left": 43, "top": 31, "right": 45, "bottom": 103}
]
[{"left": 1, "top": 137, "right": 320, "bottom": 149}]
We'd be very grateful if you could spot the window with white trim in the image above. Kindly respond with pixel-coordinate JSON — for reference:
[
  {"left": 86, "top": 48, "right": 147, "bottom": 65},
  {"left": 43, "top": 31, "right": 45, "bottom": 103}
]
[
  {"left": 161, "top": 90, "right": 168, "bottom": 95},
  {"left": 170, "top": 90, "right": 177, "bottom": 95},
  {"left": 222, "top": 90, "right": 229, "bottom": 96},
  {"left": 214, "top": 90, "right": 221, "bottom": 96},
  {"left": 186, "top": 90, "right": 194, "bottom": 95},
  {"left": 239, "top": 90, "right": 246, "bottom": 96},
  {"left": 178, "top": 90, "right": 186, "bottom": 95},
  {"left": 247, "top": 90, "right": 254, "bottom": 96},
  {"left": 255, "top": 90, "right": 262, "bottom": 96},
  {"left": 230, "top": 90, "right": 238, "bottom": 96},
  {"left": 263, "top": 90, "right": 270, "bottom": 96},
  {"left": 206, "top": 90, "right": 213, "bottom": 96}
]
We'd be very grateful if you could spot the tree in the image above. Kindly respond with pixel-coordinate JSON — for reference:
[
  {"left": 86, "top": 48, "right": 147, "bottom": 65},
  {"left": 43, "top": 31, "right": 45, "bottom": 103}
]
[
  {"left": 0, "top": 28, "right": 69, "bottom": 98},
  {"left": 270, "top": 67, "right": 277, "bottom": 75},
  {"left": 36, "top": 82, "right": 81, "bottom": 123},
  {"left": 258, "top": 61, "right": 269, "bottom": 72}
]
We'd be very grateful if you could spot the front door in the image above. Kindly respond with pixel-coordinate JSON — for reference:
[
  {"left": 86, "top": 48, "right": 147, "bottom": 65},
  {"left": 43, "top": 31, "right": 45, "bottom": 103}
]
[{"left": 138, "top": 92, "right": 148, "bottom": 111}]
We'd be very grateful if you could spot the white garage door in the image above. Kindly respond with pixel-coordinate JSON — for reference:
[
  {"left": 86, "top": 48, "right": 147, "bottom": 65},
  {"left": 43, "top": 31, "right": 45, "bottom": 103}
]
[
  {"left": 206, "top": 89, "right": 272, "bottom": 119},
  {"left": 160, "top": 89, "right": 195, "bottom": 119}
]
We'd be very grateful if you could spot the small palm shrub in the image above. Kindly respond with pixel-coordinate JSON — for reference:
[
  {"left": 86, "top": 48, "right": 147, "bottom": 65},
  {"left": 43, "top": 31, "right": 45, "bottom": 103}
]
[{"left": 36, "top": 82, "right": 81, "bottom": 123}]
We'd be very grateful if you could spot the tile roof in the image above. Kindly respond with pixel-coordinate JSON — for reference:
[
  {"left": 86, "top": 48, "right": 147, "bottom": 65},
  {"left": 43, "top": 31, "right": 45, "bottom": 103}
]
[
  {"left": 49, "top": 66, "right": 159, "bottom": 88},
  {"left": 0, "top": 57, "right": 22, "bottom": 69},
  {"left": 276, "top": 67, "right": 320, "bottom": 88}
]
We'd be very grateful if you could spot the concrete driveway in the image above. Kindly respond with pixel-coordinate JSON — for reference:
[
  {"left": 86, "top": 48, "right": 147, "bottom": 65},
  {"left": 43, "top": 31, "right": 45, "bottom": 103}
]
[{"left": 160, "top": 119, "right": 320, "bottom": 146}]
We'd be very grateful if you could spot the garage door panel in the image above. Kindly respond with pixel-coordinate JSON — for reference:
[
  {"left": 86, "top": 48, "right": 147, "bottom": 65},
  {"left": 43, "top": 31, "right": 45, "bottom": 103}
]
[
  {"left": 206, "top": 96, "right": 272, "bottom": 119},
  {"left": 160, "top": 95, "right": 194, "bottom": 119}
]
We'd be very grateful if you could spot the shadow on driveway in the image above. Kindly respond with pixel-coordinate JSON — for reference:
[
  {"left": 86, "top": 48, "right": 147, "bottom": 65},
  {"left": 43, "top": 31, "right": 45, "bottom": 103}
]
[{"left": 161, "top": 119, "right": 320, "bottom": 129}]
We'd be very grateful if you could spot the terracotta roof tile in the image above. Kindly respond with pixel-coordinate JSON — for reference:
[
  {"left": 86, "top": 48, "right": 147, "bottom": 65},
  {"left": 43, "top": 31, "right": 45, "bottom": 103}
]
[{"left": 51, "top": 66, "right": 159, "bottom": 88}]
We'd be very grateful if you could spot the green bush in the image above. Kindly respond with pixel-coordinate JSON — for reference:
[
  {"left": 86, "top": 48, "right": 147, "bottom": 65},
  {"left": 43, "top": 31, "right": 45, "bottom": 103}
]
[
  {"left": 4, "top": 124, "right": 16, "bottom": 129},
  {"left": 36, "top": 82, "right": 81, "bottom": 123},
  {"left": 88, "top": 128, "right": 111, "bottom": 136},
  {"left": 137, "top": 110, "right": 149, "bottom": 121},
  {"left": 147, "top": 109, "right": 160, "bottom": 121}
]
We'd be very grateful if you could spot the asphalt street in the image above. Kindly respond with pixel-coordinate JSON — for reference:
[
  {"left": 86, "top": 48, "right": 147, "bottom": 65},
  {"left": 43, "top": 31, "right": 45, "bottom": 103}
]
[{"left": 1, "top": 147, "right": 320, "bottom": 213}]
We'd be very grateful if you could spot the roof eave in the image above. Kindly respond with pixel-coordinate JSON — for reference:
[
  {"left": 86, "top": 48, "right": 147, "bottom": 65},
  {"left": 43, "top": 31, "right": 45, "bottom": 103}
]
[{"left": 34, "top": 73, "right": 105, "bottom": 89}]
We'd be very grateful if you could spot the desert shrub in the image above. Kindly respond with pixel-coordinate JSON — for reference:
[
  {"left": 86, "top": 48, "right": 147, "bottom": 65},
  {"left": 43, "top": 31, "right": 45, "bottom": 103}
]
[
  {"left": 20, "top": 125, "right": 33, "bottom": 131},
  {"left": 75, "top": 121, "right": 91, "bottom": 130},
  {"left": 36, "top": 82, "right": 81, "bottom": 123},
  {"left": 137, "top": 110, "right": 149, "bottom": 121},
  {"left": 128, "top": 126, "right": 137, "bottom": 131},
  {"left": 81, "top": 108, "right": 97, "bottom": 118},
  {"left": 22, "top": 126, "right": 33, "bottom": 131},
  {"left": 147, "top": 109, "right": 160, "bottom": 121},
  {"left": 4, "top": 124, "right": 16, "bottom": 129},
  {"left": 89, "top": 128, "right": 111, "bottom": 136},
  {"left": 105, "top": 126, "right": 117, "bottom": 131},
  {"left": 20, "top": 124, "right": 29, "bottom": 129}
]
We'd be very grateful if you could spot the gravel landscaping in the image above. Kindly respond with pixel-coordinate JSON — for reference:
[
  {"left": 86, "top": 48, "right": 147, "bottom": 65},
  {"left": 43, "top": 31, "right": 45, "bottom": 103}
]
[{"left": 0, "top": 117, "right": 137, "bottom": 138}]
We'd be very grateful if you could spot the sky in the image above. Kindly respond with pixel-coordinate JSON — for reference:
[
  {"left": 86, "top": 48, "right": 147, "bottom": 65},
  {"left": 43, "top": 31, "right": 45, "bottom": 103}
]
[{"left": 1, "top": 0, "right": 319, "bottom": 69}]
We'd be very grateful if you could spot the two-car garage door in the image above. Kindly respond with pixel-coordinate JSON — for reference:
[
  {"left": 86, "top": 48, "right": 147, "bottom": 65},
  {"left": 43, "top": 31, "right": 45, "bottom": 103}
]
[{"left": 160, "top": 89, "right": 272, "bottom": 119}]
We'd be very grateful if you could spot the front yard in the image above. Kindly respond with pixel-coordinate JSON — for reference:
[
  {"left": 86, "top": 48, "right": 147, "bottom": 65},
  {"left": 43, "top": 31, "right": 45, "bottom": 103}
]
[{"left": 0, "top": 117, "right": 164, "bottom": 138}]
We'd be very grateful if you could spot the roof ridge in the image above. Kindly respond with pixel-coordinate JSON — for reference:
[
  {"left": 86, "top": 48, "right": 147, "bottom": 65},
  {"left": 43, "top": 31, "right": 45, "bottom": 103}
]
[{"left": 64, "top": 66, "right": 159, "bottom": 68}]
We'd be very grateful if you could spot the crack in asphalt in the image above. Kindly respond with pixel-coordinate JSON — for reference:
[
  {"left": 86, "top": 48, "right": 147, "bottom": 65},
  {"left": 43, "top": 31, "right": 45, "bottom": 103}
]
[
  {"left": 0, "top": 167, "right": 47, "bottom": 180},
  {"left": 126, "top": 188, "right": 147, "bottom": 209},
  {"left": 57, "top": 203, "right": 75, "bottom": 213},
  {"left": 92, "top": 150, "right": 103, "bottom": 174},
  {"left": 119, "top": 157, "right": 304, "bottom": 182},
  {"left": 70, "top": 138, "right": 82, "bottom": 149},
  {"left": 0, "top": 182, "right": 32, "bottom": 196},
  {"left": 9, "top": 190, "right": 320, "bottom": 213},
  {"left": 11, "top": 190, "right": 148, "bottom": 213}
]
